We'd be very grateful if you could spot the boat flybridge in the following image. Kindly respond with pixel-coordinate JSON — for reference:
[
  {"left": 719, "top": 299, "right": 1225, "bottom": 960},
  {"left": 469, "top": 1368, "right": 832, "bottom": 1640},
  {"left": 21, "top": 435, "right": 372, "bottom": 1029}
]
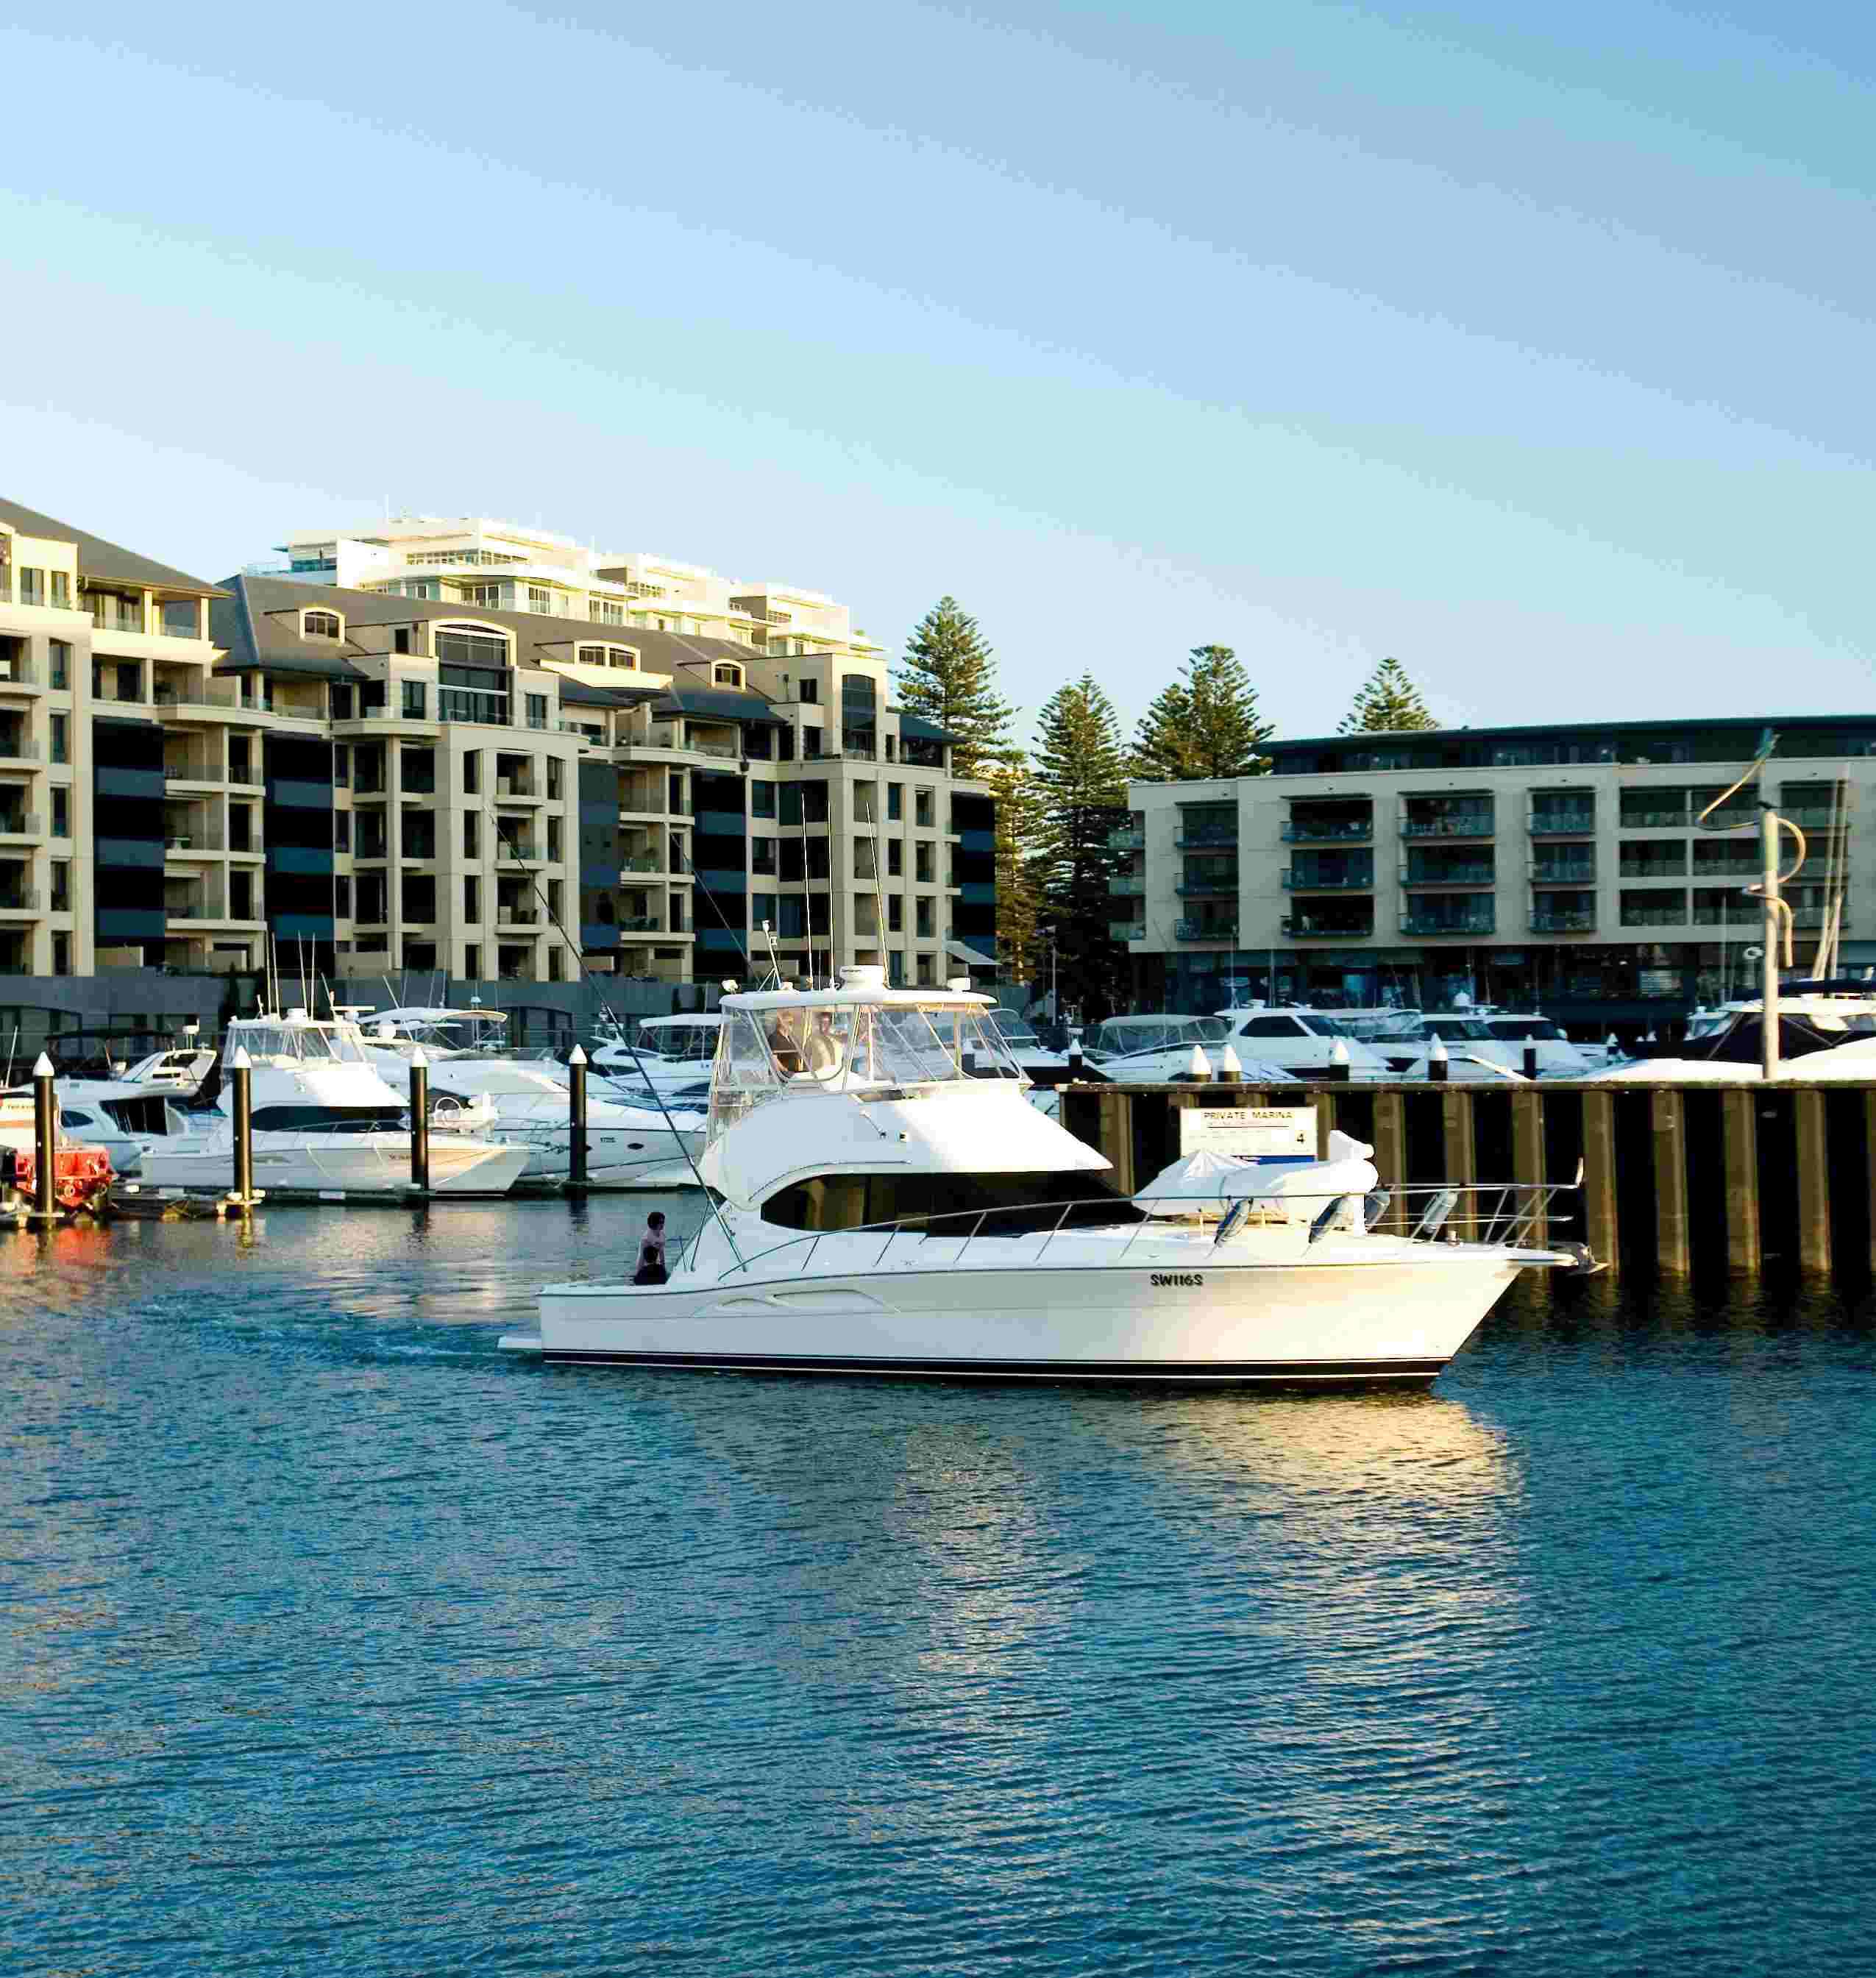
[{"left": 502, "top": 966, "right": 1579, "bottom": 1384}]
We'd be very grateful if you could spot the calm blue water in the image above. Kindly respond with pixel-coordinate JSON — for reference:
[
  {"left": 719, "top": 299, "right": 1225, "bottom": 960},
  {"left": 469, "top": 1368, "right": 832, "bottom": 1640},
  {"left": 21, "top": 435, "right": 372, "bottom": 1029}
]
[{"left": 3, "top": 1198, "right": 1874, "bottom": 1975}]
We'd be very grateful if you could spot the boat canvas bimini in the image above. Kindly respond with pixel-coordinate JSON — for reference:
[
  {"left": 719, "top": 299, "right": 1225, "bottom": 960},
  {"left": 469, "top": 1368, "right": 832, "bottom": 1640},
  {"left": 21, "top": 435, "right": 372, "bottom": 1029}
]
[{"left": 502, "top": 967, "right": 1579, "bottom": 1385}]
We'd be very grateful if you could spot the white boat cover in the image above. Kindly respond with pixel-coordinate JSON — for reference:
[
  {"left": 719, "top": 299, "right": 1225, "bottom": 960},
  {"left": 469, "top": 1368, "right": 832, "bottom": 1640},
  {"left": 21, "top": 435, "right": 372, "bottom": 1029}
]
[{"left": 1134, "top": 1131, "right": 1379, "bottom": 1215}]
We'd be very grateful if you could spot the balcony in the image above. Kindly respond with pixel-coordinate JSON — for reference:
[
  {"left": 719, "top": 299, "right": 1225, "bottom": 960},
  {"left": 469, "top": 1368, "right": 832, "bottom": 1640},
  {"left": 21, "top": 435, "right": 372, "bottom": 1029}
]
[
  {"left": 1616, "top": 807, "right": 1687, "bottom": 830},
  {"left": 502, "top": 842, "right": 545, "bottom": 864},
  {"left": 1530, "top": 908, "right": 1596, "bottom": 933},
  {"left": 1282, "top": 869, "right": 1371, "bottom": 890},
  {"left": 1109, "top": 875, "right": 1145, "bottom": 897},
  {"left": 1779, "top": 805, "right": 1848, "bottom": 830},
  {"left": 1108, "top": 920, "right": 1147, "bottom": 943},
  {"left": 0, "top": 655, "right": 38, "bottom": 689},
  {"left": 619, "top": 853, "right": 663, "bottom": 875},
  {"left": 1529, "top": 807, "right": 1596, "bottom": 836},
  {"left": 1176, "top": 878, "right": 1237, "bottom": 897},
  {"left": 1401, "top": 812, "right": 1493, "bottom": 839},
  {"left": 1175, "top": 919, "right": 1237, "bottom": 942},
  {"left": 1281, "top": 819, "right": 1371, "bottom": 844},
  {"left": 1282, "top": 912, "right": 1374, "bottom": 939},
  {"left": 1619, "top": 898, "right": 1689, "bottom": 928},
  {"left": 0, "top": 889, "right": 42, "bottom": 914},
  {"left": 1401, "top": 908, "right": 1496, "bottom": 936},
  {"left": 617, "top": 914, "right": 662, "bottom": 933},
  {"left": 1790, "top": 906, "right": 1850, "bottom": 930},
  {"left": 495, "top": 902, "right": 540, "bottom": 927},
  {"left": 1173, "top": 828, "right": 1238, "bottom": 851},
  {"left": 1532, "top": 861, "right": 1596, "bottom": 886},
  {"left": 1107, "top": 826, "right": 1145, "bottom": 852},
  {"left": 1401, "top": 864, "right": 1494, "bottom": 889},
  {"left": 0, "top": 813, "right": 42, "bottom": 839},
  {"left": 0, "top": 735, "right": 41, "bottom": 764}
]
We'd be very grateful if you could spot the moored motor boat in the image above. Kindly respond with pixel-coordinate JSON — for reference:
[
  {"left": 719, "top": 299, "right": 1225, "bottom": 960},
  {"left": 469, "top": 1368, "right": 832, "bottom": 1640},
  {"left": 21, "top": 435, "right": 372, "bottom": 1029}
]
[{"left": 502, "top": 966, "right": 1580, "bottom": 1385}]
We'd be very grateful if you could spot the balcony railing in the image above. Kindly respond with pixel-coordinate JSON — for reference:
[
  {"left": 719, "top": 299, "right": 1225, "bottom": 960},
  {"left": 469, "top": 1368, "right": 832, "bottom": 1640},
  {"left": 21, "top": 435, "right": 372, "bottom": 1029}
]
[
  {"left": 0, "top": 658, "right": 38, "bottom": 687},
  {"left": 1401, "top": 910, "right": 1496, "bottom": 936},
  {"left": 0, "top": 736, "right": 40, "bottom": 761},
  {"left": 1789, "top": 906, "right": 1849, "bottom": 930},
  {"left": 496, "top": 903, "right": 540, "bottom": 925},
  {"left": 1616, "top": 808, "right": 1686, "bottom": 830},
  {"left": 1529, "top": 809, "right": 1596, "bottom": 835},
  {"left": 0, "top": 814, "right": 42, "bottom": 836},
  {"left": 1106, "top": 826, "right": 1145, "bottom": 852},
  {"left": 1532, "top": 863, "right": 1596, "bottom": 886},
  {"left": 1108, "top": 920, "right": 1146, "bottom": 943},
  {"left": 1173, "top": 828, "right": 1239, "bottom": 851},
  {"left": 1281, "top": 819, "right": 1371, "bottom": 843},
  {"left": 1618, "top": 863, "right": 1688, "bottom": 882},
  {"left": 1176, "top": 878, "right": 1237, "bottom": 897},
  {"left": 1402, "top": 865, "right": 1495, "bottom": 888},
  {"left": 619, "top": 854, "right": 662, "bottom": 874},
  {"left": 1778, "top": 805, "right": 1849, "bottom": 830},
  {"left": 1282, "top": 869, "right": 1371, "bottom": 890},
  {"left": 1282, "top": 915, "right": 1374, "bottom": 939},
  {"left": 1530, "top": 908, "right": 1596, "bottom": 933},
  {"left": 1401, "top": 814, "right": 1493, "bottom": 838},
  {"left": 1175, "top": 919, "right": 1237, "bottom": 942},
  {"left": 0, "top": 889, "right": 42, "bottom": 912},
  {"left": 1619, "top": 902, "right": 1688, "bottom": 928},
  {"left": 1109, "top": 875, "right": 1145, "bottom": 897},
  {"left": 617, "top": 914, "right": 662, "bottom": 933}
]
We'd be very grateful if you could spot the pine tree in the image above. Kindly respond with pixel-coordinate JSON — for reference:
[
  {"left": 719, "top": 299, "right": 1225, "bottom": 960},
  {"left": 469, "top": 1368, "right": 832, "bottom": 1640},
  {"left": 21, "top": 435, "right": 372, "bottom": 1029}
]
[
  {"left": 1339, "top": 657, "right": 1438, "bottom": 734},
  {"left": 895, "top": 597, "right": 1015, "bottom": 781},
  {"left": 984, "top": 753, "right": 1045, "bottom": 985},
  {"left": 1031, "top": 673, "right": 1130, "bottom": 1015},
  {"left": 1130, "top": 644, "right": 1274, "bottom": 781}
]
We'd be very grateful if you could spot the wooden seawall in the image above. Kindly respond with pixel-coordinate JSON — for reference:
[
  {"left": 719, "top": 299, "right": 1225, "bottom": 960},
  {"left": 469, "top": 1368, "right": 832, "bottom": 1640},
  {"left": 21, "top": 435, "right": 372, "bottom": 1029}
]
[{"left": 1058, "top": 1081, "right": 1876, "bottom": 1278}]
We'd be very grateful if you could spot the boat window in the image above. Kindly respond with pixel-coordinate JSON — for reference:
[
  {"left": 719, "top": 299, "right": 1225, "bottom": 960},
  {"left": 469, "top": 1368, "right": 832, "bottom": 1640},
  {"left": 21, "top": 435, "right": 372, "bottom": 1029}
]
[
  {"left": 1428, "top": 1019, "right": 1491, "bottom": 1041},
  {"left": 1298, "top": 1016, "right": 1356, "bottom": 1038},
  {"left": 248, "top": 1104, "right": 407, "bottom": 1131},
  {"left": 229, "top": 1025, "right": 333, "bottom": 1061},
  {"left": 1188, "top": 1019, "right": 1229, "bottom": 1043},
  {"left": 761, "top": 1169, "right": 1145, "bottom": 1234},
  {"left": 1488, "top": 1019, "right": 1566, "bottom": 1042},
  {"left": 1239, "top": 1015, "right": 1304, "bottom": 1038},
  {"left": 636, "top": 1020, "right": 718, "bottom": 1061},
  {"left": 60, "top": 1110, "right": 96, "bottom": 1129}
]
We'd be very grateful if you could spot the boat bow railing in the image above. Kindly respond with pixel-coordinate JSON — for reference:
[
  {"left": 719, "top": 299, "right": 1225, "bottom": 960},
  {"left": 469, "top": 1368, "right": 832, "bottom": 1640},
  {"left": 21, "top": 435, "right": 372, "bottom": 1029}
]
[{"left": 706, "top": 1181, "right": 1582, "bottom": 1280}]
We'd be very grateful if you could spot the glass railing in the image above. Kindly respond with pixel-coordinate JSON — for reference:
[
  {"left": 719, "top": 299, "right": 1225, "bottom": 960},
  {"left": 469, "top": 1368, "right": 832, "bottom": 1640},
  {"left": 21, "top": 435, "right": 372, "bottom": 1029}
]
[
  {"left": 1403, "top": 864, "right": 1494, "bottom": 886},
  {"left": 1108, "top": 875, "right": 1145, "bottom": 896},
  {"left": 1175, "top": 919, "right": 1237, "bottom": 941},
  {"left": 1281, "top": 819, "right": 1371, "bottom": 842},
  {"left": 1173, "top": 828, "right": 1239, "bottom": 850},
  {"left": 1107, "top": 826, "right": 1145, "bottom": 851},
  {"left": 1401, "top": 814, "right": 1493, "bottom": 837},
  {"left": 1108, "top": 921, "right": 1146, "bottom": 942},
  {"left": 1619, "top": 900, "right": 1688, "bottom": 927},
  {"left": 1532, "top": 864, "right": 1596, "bottom": 885},
  {"left": 1401, "top": 909, "right": 1496, "bottom": 935},
  {"left": 1282, "top": 915, "right": 1374, "bottom": 937},
  {"left": 1282, "top": 869, "right": 1371, "bottom": 889},
  {"left": 1530, "top": 909, "right": 1595, "bottom": 932},
  {"left": 1529, "top": 809, "right": 1596, "bottom": 834},
  {"left": 1617, "top": 808, "right": 1686, "bottom": 830}
]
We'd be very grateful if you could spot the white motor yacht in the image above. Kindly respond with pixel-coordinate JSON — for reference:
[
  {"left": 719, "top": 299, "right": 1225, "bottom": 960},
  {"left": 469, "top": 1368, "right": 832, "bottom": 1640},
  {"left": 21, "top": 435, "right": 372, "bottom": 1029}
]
[
  {"left": 370, "top": 1052, "right": 705, "bottom": 1189},
  {"left": 1, "top": 1077, "right": 172, "bottom": 1177},
  {"left": 501, "top": 966, "right": 1574, "bottom": 1384},
  {"left": 136, "top": 1010, "right": 528, "bottom": 1198},
  {"left": 590, "top": 1012, "right": 725, "bottom": 1097},
  {"left": 1079, "top": 1014, "right": 1299, "bottom": 1086}
]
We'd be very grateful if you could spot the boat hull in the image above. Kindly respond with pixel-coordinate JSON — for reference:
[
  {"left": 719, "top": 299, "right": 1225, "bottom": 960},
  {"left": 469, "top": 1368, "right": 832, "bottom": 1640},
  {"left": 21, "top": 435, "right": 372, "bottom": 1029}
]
[
  {"left": 509, "top": 1237, "right": 1541, "bottom": 1385},
  {"left": 138, "top": 1132, "right": 530, "bottom": 1197}
]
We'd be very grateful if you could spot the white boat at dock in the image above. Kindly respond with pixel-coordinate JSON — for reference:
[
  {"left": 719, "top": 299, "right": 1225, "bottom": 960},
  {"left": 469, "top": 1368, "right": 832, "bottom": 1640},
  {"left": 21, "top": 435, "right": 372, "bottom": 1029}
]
[{"left": 502, "top": 965, "right": 1578, "bottom": 1385}]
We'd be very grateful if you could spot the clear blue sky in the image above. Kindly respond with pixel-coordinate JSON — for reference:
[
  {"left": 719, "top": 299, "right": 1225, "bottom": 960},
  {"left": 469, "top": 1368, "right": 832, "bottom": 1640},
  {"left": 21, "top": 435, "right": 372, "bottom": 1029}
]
[{"left": 3, "top": 1, "right": 1871, "bottom": 745}]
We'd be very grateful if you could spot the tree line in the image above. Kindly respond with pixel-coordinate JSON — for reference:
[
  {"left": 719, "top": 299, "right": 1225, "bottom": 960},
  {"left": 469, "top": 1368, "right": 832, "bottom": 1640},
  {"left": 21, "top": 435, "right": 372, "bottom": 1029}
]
[{"left": 894, "top": 598, "right": 1437, "bottom": 1016}]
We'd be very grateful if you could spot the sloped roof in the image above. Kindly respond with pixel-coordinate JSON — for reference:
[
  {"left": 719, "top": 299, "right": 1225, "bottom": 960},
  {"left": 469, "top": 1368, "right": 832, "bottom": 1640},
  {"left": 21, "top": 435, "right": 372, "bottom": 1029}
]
[
  {"left": 655, "top": 683, "right": 786, "bottom": 725},
  {"left": 0, "top": 495, "right": 224, "bottom": 596},
  {"left": 895, "top": 711, "right": 956, "bottom": 743}
]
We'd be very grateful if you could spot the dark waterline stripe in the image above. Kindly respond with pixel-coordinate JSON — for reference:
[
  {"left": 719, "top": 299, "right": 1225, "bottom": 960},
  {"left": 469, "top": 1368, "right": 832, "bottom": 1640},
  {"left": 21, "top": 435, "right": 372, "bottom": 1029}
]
[{"left": 533, "top": 1348, "right": 1448, "bottom": 1385}]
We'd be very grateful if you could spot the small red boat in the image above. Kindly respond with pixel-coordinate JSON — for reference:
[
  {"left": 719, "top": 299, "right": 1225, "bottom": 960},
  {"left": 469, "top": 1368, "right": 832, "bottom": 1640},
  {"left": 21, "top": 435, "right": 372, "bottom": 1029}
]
[{"left": 1, "top": 1142, "right": 116, "bottom": 1212}]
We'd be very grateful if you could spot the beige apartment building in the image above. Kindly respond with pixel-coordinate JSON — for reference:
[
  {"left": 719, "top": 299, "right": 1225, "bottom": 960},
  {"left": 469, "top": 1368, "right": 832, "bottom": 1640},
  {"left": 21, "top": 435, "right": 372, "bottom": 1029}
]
[{"left": 1115, "top": 716, "right": 1876, "bottom": 1028}]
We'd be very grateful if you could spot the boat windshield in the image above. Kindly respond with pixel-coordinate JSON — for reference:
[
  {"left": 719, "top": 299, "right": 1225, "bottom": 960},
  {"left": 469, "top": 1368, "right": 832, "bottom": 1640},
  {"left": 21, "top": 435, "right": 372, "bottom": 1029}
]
[
  {"left": 227, "top": 1024, "right": 366, "bottom": 1063},
  {"left": 1425, "top": 1018, "right": 1493, "bottom": 1042},
  {"left": 1087, "top": 1017, "right": 1227, "bottom": 1056},
  {"left": 708, "top": 1001, "right": 1023, "bottom": 1141},
  {"left": 1297, "top": 1015, "right": 1357, "bottom": 1039},
  {"left": 1486, "top": 1019, "right": 1568, "bottom": 1042},
  {"left": 635, "top": 1020, "right": 720, "bottom": 1062}
]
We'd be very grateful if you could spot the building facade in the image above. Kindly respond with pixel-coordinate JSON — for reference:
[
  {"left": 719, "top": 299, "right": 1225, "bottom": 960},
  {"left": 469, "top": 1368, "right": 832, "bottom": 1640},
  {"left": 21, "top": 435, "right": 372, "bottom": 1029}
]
[
  {"left": 1, "top": 495, "right": 993, "bottom": 1002},
  {"left": 1117, "top": 716, "right": 1876, "bottom": 1025}
]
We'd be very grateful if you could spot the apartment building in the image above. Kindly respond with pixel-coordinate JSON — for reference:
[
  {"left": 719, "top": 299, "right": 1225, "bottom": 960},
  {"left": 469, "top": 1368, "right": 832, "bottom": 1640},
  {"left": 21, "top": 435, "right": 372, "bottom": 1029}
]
[
  {"left": 256, "top": 515, "right": 886, "bottom": 665},
  {"left": 1115, "top": 716, "right": 1876, "bottom": 1027},
  {"left": 1, "top": 497, "right": 225, "bottom": 979}
]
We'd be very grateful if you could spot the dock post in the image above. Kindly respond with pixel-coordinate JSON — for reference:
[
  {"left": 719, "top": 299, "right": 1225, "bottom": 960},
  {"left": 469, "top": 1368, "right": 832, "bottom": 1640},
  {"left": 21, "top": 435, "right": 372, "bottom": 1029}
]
[
  {"left": 1580, "top": 1088, "right": 1620, "bottom": 1272},
  {"left": 227, "top": 1047, "right": 259, "bottom": 1211},
  {"left": 1371, "top": 1088, "right": 1407, "bottom": 1233},
  {"left": 1651, "top": 1088, "right": 1691, "bottom": 1275},
  {"left": 28, "top": 1053, "right": 59, "bottom": 1224},
  {"left": 1097, "top": 1088, "right": 1135, "bottom": 1194},
  {"left": 1441, "top": 1086, "right": 1475, "bottom": 1196},
  {"left": 410, "top": 1047, "right": 430, "bottom": 1195},
  {"left": 1794, "top": 1089, "right": 1831, "bottom": 1275},
  {"left": 1721, "top": 1088, "right": 1760, "bottom": 1273},
  {"left": 1510, "top": 1087, "right": 1548, "bottom": 1250},
  {"left": 568, "top": 1044, "right": 590, "bottom": 1191}
]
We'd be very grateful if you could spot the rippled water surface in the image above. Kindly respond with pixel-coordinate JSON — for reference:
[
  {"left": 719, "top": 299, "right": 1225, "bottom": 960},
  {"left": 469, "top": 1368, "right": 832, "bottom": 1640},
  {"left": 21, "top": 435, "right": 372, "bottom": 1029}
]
[{"left": 4, "top": 1198, "right": 1874, "bottom": 1974}]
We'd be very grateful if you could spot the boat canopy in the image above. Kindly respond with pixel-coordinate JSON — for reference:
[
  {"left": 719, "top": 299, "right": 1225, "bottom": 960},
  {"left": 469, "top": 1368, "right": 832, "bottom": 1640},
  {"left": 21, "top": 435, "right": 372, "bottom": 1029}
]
[{"left": 226, "top": 1018, "right": 369, "bottom": 1064}]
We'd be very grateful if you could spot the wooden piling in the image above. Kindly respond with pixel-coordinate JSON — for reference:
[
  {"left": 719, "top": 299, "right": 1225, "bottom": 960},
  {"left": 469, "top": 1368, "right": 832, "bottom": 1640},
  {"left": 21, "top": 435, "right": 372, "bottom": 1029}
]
[
  {"left": 1721, "top": 1087, "right": 1760, "bottom": 1273},
  {"left": 1441, "top": 1087, "right": 1475, "bottom": 1194},
  {"left": 1097, "top": 1088, "right": 1135, "bottom": 1195},
  {"left": 1650, "top": 1089, "right": 1691, "bottom": 1275},
  {"left": 1794, "top": 1089, "right": 1831, "bottom": 1275},
  {"left": 1581, "top": 1089, "right": 1619, "bottom": 1271},
  {"left": 1510, "top": 1088, "right": 1547, "bottom": 1250}
]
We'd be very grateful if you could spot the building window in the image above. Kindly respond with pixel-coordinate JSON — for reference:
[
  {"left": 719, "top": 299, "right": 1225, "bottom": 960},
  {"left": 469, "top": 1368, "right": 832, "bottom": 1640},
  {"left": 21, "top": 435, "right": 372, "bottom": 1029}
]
[
  {"left": 51, "top": 714, "right": 68, "bottom": 765},
  {"left": 334, "top": 875, "right": 352, "bottom": 918},
  {"left": 302, "top": 609, "right": 342, "bottom": 641},
  {"left": 915, "top": 843, "right": 934, "bottom": 883},
  {"left": 916, "top": 897, "right": 935, "bottom": 938},
  {"left": 48, "top": 640, "right": 70, "bottom": 690},
  {"left": 52, "top": 933, "right": 71, "bottom": 975},
  {"left": 465, "top": 944, "right": 482, "bottom": 979},
  {"left": 714, "top": 663, "right": 743, "bottom": 687},
  {"left": 526, "top": 694, "right": 548, "bottom": 730},
  {"left": 50, "top": 572, "right": 70, "bottom": 609},
  {"left": 51, "top": 788, "right": 69, "bottom": 837},
  {"left": 330, "top": 683, "right": 354, "bottom": 720},
  {"left": 51, "top": 862, "right": 71, "bottom": 912},
  {"left": 915, "top": 789, "right": 934, "bottom": 829},
  {"left": 160, "top": 599, "right": 199, "bottom": 638},
  {"left": 526, "top": 585, "right": 553, "bottom": 613},
  {"left": 394, "top": 627, "right": 413, "bottom": 655},
  {"left": 463, "top": 750, "right": 480, "bottom": 794},
  {"left": 463, "top": 812, "right": 480, "bottom": 858},
  {"left": 798, "top": 678, "right": 818, "bottom": 703},
  {"left": 333, "top": 745, "right": 349, "bottom": 786},
  {"left": 19, "top": 569, "right": 43, "bottom": 606},
  {"left": 402, "top": 680, "right": 427, "bottom": 719},
  {"left": 887, "top": 840, "right": 903, "bottom": 878},
  {"left": 888, "top": 894, "right": 903, "bottom": 933},
  {"left": 333, "top": 811, "right": 351, "bottom": 851},
  {"left": 753, "top": 836, "right": 777, "bottom": 875},
  {"left": 436, "top": 626, "right": 512, "bottom": 670},
  {"left": 750, "top": 780, "right": 776, "bottom": 819},
  {"left": 887, "top": 783, "right": 903, "bottom": 821},
  {"left": 547, "top": 757, "right": 563, "bottom": 799},
  {"left": 464, "top": 875, "right": 480, "bottom": 922},
  {"left": 803, "top": 726, "right": 822, "bottom": 758}
]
